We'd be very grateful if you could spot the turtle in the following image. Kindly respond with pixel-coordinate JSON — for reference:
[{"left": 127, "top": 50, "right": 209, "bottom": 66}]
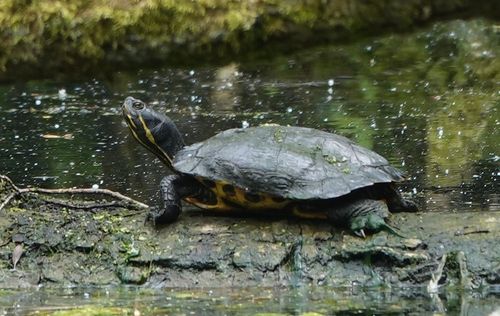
[{"left": 122, "top": 96, "right": 417, "bottom": 237}]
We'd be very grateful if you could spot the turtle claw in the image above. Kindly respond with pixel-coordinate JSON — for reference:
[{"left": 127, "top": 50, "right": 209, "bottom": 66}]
[{"left": 354, "top": 229, "right": 366, "bottom": 238}]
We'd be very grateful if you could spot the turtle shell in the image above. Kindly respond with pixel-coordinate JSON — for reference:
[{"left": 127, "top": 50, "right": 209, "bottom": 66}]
[{"left": 173, "top": 125, "right": 405, "bottom": 200}]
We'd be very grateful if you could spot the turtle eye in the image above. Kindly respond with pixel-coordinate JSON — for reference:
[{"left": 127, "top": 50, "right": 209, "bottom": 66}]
[{"left": 133, "top": 101, "right": 144, "bottom": 110}]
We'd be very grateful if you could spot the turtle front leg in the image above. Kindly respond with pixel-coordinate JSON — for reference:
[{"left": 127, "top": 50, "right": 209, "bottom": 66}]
[
  {"left": 327, "top": 199, "right": 403, "bottom": 238},
  {"left": 148, "top": 175, "right": 207, "bottom": 226},
  {"left": 147, "top": 175, "right": 183, "bottom": 225}
]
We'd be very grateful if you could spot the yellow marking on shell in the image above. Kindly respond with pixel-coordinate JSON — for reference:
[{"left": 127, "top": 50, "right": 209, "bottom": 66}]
[
  {"left": 185, "top": 178, "right": 329, "bottom": 220},
  {"left": 184, "top": 196, "right": 234, "bottom": 211},
  {"left": 226, "top": 184, "right": 289, "bottom": 210},
  {"left": 186, "top": 178, "right": 291, "bottom": 211}
]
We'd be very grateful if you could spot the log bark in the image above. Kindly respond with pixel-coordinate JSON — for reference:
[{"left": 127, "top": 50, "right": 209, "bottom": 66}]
[{"left": 0, "top": 175, "right": 498, "bottom": 289}]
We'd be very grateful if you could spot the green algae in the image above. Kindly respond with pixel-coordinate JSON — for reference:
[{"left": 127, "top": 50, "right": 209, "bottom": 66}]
[{"left": 1, "top": 0, "right": 498, "bottom": 80}]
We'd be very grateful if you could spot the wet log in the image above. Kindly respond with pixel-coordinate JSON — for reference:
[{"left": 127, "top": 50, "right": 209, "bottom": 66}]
[{"left": 0, "top": 175, "right": 498, "bottom": 289}]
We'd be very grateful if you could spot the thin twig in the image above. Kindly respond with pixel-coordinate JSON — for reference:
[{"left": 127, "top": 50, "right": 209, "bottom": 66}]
[
  {"left": 0, "top": 193, "right": 17, "bottom": 211},
  {"left": 0, "top": 175, "right": 148, "bottom": 211},
  {"left": 0, "top": 174, "right": 20, "bottom": 190},
  {"left": 18, "top": 187, "right": 149, "bottom": 208}
]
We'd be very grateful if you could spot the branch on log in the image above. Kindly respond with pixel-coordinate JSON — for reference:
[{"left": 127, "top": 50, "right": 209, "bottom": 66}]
[{"left": 0, "top": 174, "right": 149, "bottom": 211}]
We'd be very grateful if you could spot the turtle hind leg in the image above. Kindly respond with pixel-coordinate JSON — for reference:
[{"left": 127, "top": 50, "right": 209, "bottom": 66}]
[{"left": 327, "top": 199, "right": 404, "bottom": 237}]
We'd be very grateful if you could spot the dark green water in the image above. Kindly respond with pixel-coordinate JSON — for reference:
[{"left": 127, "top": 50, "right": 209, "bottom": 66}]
[{"left": 0, "top": 18, "right": 499, "bottom": 314}]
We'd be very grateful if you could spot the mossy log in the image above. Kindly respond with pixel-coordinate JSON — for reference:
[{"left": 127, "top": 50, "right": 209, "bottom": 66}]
[
  {"left": 0, "top": 175, "right": 498, "bottom": 289},
  {"left": 1, "top": 0, "right": 499, "bottom": 80}
]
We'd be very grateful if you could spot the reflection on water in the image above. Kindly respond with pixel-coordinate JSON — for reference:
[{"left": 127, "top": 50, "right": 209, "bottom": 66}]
[
  {"left": 0, "top": 287, "right": 499, "bottom": 315},
  {"left": 0, "top": 19, "right": 497, "bottom": 212}
]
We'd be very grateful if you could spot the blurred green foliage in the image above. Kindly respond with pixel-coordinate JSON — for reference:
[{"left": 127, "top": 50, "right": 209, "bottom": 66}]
[{"left": 0, "top": 0, "right": 498, "bottom": 79}]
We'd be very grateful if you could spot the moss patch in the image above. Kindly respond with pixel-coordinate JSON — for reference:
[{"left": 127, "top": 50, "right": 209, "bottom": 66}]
[{"left": 0, "top": 0, "right": 498, "bottom": 80}]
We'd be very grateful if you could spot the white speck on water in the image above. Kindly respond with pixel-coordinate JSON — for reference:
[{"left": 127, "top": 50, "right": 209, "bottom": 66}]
[
  {"left": 412, "top": 188, "right": 417, "bottom": 194},
  {"left": 390, "top": 87, "right": 397, "bottom": 92},
  {"left": 83, "top": 292, "right": 90, "bottom": 299},
  {"left": 472, "top": 174, "right": 480, "bottom": 178},
  {"left": 398, "top": 103, "right": 404, "bottom": 117},
  {"left": 445, "top": 169, "right": 449, "bottom": 175},
  {"left": 58, "top": 89, "right": 67, "bottom": 99},
  {"left": 401, "top": 125, "right": 407, "bottom": 135},
  {"left": 92, "top": 184, "right": 99, "bottom": 190},
  {"left": 35, "top": 99, "right": 41, "bottom": 106},
  {"left": 326, "top": 95, "right": 332, "bottom": 102},
  {"left": 370, "top": 120, "right": 377, "bottom": 128},
  {"left": 14, "top": 135, "right": 19, "bottom": 139},
  {"left": 286, "top": 107, "right": 293, "bottom": 113},
  {"left": 328, "top": 79, "right": 335, "bottom": 86},
  {"left": 401, "top": 160, "right": 405, "bottom": 166},
  {"left": 54, "top": 124, "right": 60, "bottom": 129},
  {"left": 241, "top": 120, "right": 250, "bottom": 128},
  {"left": 437, "top": 127, "right": 444, "bottom": 139},
  {"left": 100, "top": 180, "right": 104, "bottom": 185},
  {"left": 327, "top": 87, "right": 333, "bottom": 94},
  {"left": 457, "top": 131, "right": 462, "bottom": 136},
  {"left": 323, "top": 118, "right": 328, "bottom": 122},
  {"left": 189, "top": 70, "right": 195, "bottom": 76}
]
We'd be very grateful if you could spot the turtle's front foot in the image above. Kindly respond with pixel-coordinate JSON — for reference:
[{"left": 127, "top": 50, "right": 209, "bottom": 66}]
[{"left": 145, "top": 205, "right": 180, "bottom": 226}]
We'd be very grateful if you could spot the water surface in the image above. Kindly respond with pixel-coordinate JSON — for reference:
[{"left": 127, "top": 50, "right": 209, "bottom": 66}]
[
  {"left": 1, "top": 19, "right": 497, "bottom": 212},
  {"left": 0, "top": 17, "right": 498, "bottom": 314},
  {"left": 1, "top": 286, "right": 499, "bottom": 315}
]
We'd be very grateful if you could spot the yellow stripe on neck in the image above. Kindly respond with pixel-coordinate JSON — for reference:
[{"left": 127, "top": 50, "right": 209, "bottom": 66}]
[
  {"left": 126, "top": 114, "right": 137, "bottom": 129},
  {"left": 130, "top": 116, "right": 173, "bottom": 166}
]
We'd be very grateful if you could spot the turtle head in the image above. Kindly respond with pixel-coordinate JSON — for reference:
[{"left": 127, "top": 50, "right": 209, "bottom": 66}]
[{"left": 122, "top": 97, "right": 185, "bottom": 169}]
